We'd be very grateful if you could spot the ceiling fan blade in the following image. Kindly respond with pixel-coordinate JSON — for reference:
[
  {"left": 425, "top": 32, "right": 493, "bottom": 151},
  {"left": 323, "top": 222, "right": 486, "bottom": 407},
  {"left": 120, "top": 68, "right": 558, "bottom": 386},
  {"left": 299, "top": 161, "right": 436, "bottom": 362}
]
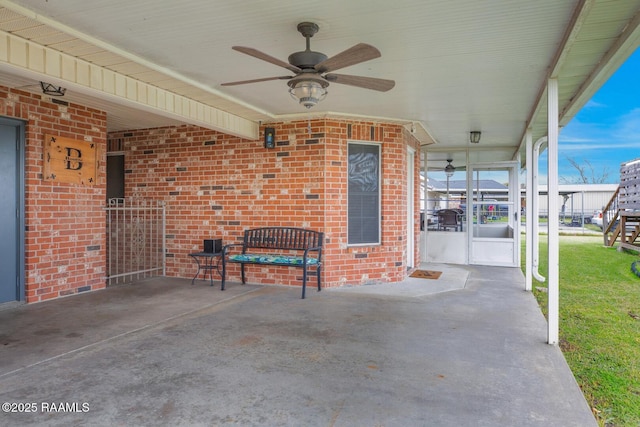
[
  {"left": 324, "top": 73, "right": 395, "bottom": 92},
  {"left": 315, "top": 43, "right": 381, "bottom": 73},
  {"left": 232, "top": 46, "right": 302, "bottom": 73},
  {"left": 221, "top": 76, "right": 292, "bottom": 86},
  {"left": 428, "top": 166, "right": 467, "bottom": 172}
]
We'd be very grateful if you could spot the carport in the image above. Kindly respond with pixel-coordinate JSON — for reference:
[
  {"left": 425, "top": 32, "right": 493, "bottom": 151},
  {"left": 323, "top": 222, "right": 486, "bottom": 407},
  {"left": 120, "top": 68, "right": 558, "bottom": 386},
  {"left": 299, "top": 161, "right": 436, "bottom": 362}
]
[
  {"left": 0, "top": 269, "right": 596, "bottom": 426},
  {"left": 0, "top": 6, "right": 639, "bottom": 426}
]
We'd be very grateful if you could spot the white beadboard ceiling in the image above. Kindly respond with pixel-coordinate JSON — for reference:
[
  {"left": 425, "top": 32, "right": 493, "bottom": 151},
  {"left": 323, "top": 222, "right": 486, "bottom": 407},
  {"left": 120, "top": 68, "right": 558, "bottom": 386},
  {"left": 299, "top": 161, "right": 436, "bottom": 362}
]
[{"left": 0, "top": 0, "right": 639, "bottom": 166}]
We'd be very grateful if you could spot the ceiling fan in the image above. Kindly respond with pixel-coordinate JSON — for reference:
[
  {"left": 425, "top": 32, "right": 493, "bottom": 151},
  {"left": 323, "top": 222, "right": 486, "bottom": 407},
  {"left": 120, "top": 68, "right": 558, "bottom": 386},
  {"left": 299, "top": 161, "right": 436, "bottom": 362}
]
[
  {"left": 221, "top": 22, "right": 395, "bottom": 108},
  {"left": 429, "top": 158, "right": 466, "bottom": 175},
  {"left": 444, "top": 159, "right": 456, "bottom": 176}
]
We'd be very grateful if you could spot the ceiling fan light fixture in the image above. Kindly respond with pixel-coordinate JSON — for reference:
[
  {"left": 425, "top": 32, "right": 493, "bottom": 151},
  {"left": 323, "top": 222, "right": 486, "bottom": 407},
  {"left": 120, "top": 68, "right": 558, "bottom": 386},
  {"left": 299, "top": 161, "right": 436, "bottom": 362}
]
[
  {"left": 444, "top": 159, "right": 455, "bottom": 177},
  {"left": 288, "top": 79, "right": 328, "bottom": 109},
  {"left": 469, "top": 131, "right": 482, "bottom": 144}
]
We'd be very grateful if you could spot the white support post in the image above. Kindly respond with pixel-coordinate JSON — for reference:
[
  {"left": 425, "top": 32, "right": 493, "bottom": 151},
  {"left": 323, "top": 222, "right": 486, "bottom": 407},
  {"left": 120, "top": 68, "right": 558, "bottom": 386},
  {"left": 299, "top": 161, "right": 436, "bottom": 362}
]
[
  {"left": 547, "top": 78, "right": 560, "bottom": 345},
  {"left": 525, "top": 130, "right": 533, "bottom": 291},
  {"left": 421, "top": 147, "right": 429, "bottom": 262}
]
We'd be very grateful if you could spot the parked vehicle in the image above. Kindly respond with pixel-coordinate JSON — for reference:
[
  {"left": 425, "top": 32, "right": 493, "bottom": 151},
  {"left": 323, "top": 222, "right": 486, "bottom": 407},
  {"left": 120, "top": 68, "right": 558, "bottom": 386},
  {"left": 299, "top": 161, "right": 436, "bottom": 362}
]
[
  {"left": 592, "top": 209, "right": 617, "bottom": 230},
  {"left": 564, "top": 214, "right": 592, "bottom": 226},
  {"left": 592, "top": 210, "right": 603, "bottom": 228}
]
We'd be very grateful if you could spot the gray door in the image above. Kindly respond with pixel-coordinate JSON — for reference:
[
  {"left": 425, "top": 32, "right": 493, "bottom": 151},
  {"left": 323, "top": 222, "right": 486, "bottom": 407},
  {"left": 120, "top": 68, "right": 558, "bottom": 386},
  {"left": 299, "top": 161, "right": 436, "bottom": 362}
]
[{"left": 0, "top": 119, "right": 22, "bottom": 303}]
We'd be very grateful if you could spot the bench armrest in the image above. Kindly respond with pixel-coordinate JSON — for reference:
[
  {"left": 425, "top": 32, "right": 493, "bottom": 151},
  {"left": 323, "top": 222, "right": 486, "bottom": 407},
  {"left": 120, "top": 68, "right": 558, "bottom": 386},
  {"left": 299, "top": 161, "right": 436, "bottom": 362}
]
[
  {"left": 222, "top": 243, "right": 245, "bottom": 256},
  {"left": 303, "top": 246, "right": 323, "bottom": 261}
]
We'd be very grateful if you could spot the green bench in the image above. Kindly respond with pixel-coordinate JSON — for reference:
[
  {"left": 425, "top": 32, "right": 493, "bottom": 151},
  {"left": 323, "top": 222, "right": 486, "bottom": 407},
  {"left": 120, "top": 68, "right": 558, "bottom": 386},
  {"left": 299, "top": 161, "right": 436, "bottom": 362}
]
[{"left": 221, "top": 227, "right": 323, "bottom": 298}]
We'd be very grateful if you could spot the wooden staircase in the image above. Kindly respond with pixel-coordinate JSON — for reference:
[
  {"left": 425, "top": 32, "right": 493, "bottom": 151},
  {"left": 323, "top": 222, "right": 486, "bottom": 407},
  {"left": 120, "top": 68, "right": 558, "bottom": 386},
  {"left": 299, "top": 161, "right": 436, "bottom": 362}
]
[
  {"left": 602, "top": 185, "right": 620, "bottom": 246},
  {"left": 603, "top": 160, "right": 640, "bottom": 251}
]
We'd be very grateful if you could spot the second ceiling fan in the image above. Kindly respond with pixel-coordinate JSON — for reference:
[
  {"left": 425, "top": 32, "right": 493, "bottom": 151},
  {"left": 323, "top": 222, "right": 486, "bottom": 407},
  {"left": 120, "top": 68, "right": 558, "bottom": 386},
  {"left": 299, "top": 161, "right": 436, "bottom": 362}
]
[{"left": 221, "top": 22, "right": 395, "bottom": 108}]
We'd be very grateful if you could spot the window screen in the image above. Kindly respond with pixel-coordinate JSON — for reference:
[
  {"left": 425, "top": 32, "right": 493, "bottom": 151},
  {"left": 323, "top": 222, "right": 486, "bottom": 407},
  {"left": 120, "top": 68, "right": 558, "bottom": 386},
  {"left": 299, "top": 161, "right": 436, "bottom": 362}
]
[{"left": 348, "top": 142, "right": 381, "bottom": 245}]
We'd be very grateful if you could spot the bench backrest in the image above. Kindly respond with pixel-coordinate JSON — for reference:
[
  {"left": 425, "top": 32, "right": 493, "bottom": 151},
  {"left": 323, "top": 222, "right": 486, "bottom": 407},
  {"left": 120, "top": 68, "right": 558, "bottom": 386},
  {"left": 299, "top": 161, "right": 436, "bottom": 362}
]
[{"left": 243, "top": 227, "right": 323, "bottom": 252}]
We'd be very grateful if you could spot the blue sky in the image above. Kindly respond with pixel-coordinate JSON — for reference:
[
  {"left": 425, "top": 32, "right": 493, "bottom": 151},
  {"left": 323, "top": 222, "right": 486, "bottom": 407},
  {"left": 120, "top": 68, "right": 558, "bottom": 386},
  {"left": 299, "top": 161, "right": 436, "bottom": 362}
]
[{"left": 549, "top": 47, "right": 640, "bottom": 184}]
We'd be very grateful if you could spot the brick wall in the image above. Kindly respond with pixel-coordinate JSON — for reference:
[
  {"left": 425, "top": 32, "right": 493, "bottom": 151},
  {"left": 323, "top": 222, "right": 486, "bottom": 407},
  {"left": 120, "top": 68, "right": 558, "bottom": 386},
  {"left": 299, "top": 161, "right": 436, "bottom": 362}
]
[
  {"left": 1, "top": 83, "right": 420, "bottom": 302},
  {"left": 111, "top": 118, "right": 420, "bottom": 289},
  {"left": 0, "top": 86, "right": 107, "bottom": 302},
  {"left": 323, "top": 121, "right": 420, "bottom": 286}
]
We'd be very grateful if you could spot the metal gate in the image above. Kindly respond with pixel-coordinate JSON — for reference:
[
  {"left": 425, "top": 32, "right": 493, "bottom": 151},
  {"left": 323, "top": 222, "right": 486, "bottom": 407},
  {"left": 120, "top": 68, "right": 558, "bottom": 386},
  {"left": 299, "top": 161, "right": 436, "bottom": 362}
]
[{"left": 105, "top": 198, "right": 166, "bottom": 285}]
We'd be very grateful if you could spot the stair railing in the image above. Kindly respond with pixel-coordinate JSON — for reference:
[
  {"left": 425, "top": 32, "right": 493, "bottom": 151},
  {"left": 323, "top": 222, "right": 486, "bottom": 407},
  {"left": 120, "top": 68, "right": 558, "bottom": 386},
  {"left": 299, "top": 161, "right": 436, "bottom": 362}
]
[{"left": 602, "top": 186, "right": 620, "bottom": 246}]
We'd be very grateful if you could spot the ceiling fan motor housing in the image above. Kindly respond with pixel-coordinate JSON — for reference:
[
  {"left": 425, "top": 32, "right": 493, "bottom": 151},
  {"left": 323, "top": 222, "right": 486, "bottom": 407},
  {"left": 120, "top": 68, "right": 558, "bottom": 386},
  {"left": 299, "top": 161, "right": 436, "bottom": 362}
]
[
  {"left": 289, "top": 22, "right": 327, "bottom": 70},
  {"left": 288, "top": 51, "right": 328, "bottom": 70}
]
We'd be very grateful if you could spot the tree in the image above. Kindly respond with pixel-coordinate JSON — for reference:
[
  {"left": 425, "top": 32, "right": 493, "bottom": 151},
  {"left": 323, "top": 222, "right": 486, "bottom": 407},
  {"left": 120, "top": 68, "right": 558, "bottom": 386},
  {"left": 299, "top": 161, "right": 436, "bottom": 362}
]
[{"left": 561, "top": 156, "right": 611, "bottom": 184}]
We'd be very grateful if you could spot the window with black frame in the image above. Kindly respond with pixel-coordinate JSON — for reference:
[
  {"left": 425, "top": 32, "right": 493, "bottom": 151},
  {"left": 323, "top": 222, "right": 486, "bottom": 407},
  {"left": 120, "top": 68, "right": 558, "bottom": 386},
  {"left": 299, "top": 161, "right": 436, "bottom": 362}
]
[{"left": 348, "top": 142, "right": 381, "bottom": 245}]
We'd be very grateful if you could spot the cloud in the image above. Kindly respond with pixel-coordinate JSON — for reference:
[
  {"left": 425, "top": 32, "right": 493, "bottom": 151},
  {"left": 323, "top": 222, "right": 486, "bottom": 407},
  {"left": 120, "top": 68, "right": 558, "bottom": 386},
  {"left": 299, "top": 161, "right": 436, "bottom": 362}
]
[
  {"left": 539, "top": 116, "right": 630, "bottom": 183},
  {"left": 611, "top": 107, "right": 640, "bottom": 141},
  {"left": 559, "top": 141, "right": 639, "bottom": 151},
  {"left": 583, "top": 99, "right": 607, "bottom": 109},
  {"left": 560, "top": 107, "right": 640, "bottom": 152}
]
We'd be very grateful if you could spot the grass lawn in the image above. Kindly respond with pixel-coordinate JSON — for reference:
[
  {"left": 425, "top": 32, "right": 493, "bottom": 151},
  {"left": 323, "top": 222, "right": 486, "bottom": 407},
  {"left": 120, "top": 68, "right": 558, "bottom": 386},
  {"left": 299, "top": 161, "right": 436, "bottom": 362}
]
[{"left": 523, "top": 235, "right": 640, "bottom": 426}]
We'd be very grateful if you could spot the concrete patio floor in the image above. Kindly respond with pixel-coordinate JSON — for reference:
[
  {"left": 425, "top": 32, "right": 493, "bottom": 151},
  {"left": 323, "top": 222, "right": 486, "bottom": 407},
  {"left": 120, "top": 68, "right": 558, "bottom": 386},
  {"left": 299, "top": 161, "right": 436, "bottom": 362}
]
[{"left": 0, "top": 264, "right": 596, "bottom": 426}]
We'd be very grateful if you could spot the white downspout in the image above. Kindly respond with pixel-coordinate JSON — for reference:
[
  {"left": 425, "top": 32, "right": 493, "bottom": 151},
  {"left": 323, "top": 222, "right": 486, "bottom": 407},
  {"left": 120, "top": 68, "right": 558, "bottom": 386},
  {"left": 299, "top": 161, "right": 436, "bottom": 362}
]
[
  {"left": 547, "top": 78, "right": 560, "bottom": 345},
  {"left": 531, "top": 136, "right": 547, "bottom": 284},
  {"left": 421, "top": 147, "right": 429, "bottom": 262}
]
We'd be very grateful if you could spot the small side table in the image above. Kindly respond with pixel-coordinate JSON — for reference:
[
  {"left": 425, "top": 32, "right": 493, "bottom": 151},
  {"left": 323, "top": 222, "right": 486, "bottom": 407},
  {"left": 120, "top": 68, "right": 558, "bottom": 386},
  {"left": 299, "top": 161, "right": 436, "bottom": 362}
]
[{"left": 189, "top": 251, "right": 223, "bottom": 286}]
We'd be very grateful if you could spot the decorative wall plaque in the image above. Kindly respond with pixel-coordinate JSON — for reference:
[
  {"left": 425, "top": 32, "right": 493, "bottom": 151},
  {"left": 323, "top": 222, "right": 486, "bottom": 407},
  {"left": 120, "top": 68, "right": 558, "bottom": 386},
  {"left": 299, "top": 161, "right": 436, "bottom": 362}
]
[{"left": 43, "top": 134, "right": 97, "bottom": 185}]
